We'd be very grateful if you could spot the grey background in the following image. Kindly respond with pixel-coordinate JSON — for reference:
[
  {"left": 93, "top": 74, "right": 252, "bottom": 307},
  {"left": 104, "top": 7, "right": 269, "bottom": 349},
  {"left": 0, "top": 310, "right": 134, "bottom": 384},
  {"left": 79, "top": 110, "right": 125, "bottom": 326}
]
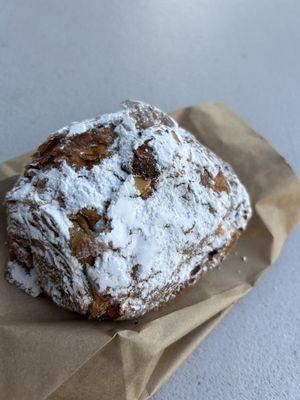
[{"left": 0, "top": 1, "right": 299, "bottom": 399}]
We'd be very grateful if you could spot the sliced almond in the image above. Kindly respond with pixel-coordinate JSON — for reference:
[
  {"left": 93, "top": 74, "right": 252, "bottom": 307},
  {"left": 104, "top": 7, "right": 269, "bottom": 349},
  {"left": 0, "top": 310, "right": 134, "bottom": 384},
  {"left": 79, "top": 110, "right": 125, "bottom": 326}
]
[
  {"left": 79, "top": 208, "right": 101, "bottom": 230},
  {"left": 70, "top": 230, "right": 95, "bottom": 259},
  {"left": 201, "top": 168, "right": 213, "bottom": 188},
  {"left": 214, "top": 171, "right": 230, "bottom": 194},
  {"left": 134, "top": 176, "right": 152, "bottom": 198}
]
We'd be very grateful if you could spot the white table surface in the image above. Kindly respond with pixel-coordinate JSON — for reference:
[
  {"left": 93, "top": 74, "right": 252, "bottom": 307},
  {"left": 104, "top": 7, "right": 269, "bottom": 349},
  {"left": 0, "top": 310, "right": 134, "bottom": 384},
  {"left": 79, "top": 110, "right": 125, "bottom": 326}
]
[{"left": 0, "top": 1, "right": 299, "bottom": 399}]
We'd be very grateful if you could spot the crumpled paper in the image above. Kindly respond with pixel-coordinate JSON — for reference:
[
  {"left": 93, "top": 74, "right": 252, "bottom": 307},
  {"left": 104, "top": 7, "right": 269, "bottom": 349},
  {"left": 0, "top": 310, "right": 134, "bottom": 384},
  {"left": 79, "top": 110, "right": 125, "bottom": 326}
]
[{"left": 0, "top": 103, "right": 299, "bottom": 400}]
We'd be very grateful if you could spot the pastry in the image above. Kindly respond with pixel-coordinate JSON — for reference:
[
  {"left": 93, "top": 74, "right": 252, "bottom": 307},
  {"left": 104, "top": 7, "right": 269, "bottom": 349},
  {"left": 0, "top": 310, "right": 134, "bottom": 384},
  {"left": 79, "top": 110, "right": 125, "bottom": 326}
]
[{"left": 5, "top": 100, "right": 252, "bottom": 320}]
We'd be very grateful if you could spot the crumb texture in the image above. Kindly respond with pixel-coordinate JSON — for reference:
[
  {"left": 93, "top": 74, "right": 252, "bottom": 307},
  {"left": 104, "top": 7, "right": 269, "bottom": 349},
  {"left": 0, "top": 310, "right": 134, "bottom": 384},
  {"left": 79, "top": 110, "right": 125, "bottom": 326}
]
[{"left": 5, "top": 100, "right": 252, "bottom": 320}]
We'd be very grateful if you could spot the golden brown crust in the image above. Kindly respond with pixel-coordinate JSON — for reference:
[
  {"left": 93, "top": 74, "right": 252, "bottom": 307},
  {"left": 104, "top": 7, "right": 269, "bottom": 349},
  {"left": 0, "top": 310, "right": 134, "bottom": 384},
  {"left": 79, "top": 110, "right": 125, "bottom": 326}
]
[{"left": 89, "top": 293, "right": 120, "bottom": 319}]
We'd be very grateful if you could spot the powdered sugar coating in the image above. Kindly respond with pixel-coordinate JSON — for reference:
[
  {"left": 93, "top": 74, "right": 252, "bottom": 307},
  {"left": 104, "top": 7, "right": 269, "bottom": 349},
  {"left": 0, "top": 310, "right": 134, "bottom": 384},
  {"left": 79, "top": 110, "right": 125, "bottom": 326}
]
[
  {"left": 5, "top": 101, "right": 251, "bottom": 319},
  {"left": 6, "top": 260, "right": 41, "bottom": 297}
]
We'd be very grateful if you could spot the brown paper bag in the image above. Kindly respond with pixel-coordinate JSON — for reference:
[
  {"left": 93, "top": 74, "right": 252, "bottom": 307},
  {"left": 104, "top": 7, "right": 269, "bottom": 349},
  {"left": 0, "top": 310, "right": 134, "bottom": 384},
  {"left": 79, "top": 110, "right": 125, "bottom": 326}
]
[{"left": 0, "top": 103, "right": 299, "bottom": 400}]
